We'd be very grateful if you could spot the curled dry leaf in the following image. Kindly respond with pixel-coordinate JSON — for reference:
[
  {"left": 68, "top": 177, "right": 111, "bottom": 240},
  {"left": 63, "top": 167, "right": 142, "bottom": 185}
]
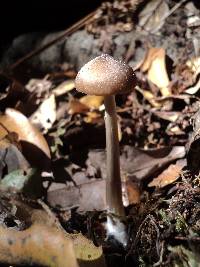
[
  {"left": 0, "top": 108, "right": 50, "bottom": 158},
  {"left": 0, "top": 223, "right": 78, "bottom": 267},
  {"left": 141, "top": 47, "right": 170, "bottom": 96},
  {"left": 148, "top": 160, "right": 186, "bottom": 188},
  {"left": 0, "top": 109, "right": 51, "bottom": 169}
]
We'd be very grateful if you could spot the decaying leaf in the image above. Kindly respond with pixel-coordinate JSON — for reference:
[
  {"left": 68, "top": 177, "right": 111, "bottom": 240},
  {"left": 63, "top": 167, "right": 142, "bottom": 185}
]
[
  {"left": 148, "top": 160, "right": 186, "bottom": 188},
  {"left": 87, "top": 146, "right": 186, "bottom": 182},
  {"left": 0, "top": 223, "right": 79, "bottom": 267},
  {"left": 47, "top": 179, "right": 106, "bottom": 212},
  {"left": 0, "top": 168, "right": 42, "bottom": 197},
  {"left": 121, "top": 146, "right": 186, "bottom": 181},
  {"left": 0, "top": 108, "right": 51, "bottom": 169},
  {"left": 141, "top": 47, "right": 170, "bottom": 96},
  {"left": 30, "top": 94, "right": 56, "bottom": 132},
  {"left": 0, "top": 140, "right": 29, "bottom": 179}
]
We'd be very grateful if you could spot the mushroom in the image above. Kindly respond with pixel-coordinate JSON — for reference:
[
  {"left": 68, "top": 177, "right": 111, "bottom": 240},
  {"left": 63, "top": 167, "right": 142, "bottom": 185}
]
[{"left": 75, "top": 54, "right": 136, "bottom": 244}]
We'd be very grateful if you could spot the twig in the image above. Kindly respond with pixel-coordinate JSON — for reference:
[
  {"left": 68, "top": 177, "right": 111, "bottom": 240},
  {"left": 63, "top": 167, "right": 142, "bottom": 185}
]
[
  {"left": 8, "top": 10, "right": 97, "bottom": 71},
  {"left": 152, "top": 0, "right": 188, "bottom": 34}
]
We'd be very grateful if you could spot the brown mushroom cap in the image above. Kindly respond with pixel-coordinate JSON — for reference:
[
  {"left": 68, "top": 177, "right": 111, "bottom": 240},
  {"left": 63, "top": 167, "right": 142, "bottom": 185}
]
[{"left": 75, "top": 54, "right": 136, "bottom": 96}]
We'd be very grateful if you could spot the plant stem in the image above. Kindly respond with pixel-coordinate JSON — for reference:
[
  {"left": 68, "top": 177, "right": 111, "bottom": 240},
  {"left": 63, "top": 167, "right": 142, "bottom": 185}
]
[{"left": 104, "top": 95, "right": 125, "bottom": 217}]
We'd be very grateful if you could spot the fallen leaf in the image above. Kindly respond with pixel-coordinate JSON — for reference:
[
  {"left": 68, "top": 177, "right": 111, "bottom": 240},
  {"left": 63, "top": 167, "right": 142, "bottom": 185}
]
[
  {"left": 138, "top": 0, "right": 169, "bottom": 33},
  {"left": 153, "top": 111, "right": 181, "bottom": 122},
  {"left": 148, "top": 160, "right": 186, "bottom": 188},
  {"left": 0, "top": 109, "right": 51, "bottom": 169},
  {"left": 135, "top": 85, "right": 161, "bottom": 107},
  {"left": 80, "top": 95, "right": 104, "bottom": 109},
  {"left": 0, "top": 168, "right": 42, "bottom": 197},
  {"left": 83, "top": 112, "right": 102, "bottom": 124},
  {"left": 47, "top": 179, "right": 106, "bottom": 212},
  {"left": 68, "top": 99, "right": 89, "bottom": 114},
  {"left": 87, "top": 146, "right": 186, "bottom": 182},
  {"left": 141, "top": 47, "right": 170, "bottom": 96},
  {"left": 52, "top": 79, "right": 75, "bottom": 96},
  {"left": 0, "top": 223, "right": 78, "bottom": 267},
  {"left": 186, "top": 57, "right": 200, "bottom": 77},
  {"left": 0, "top": 108, "right": 50, "bottom": 156},
  {"left": 30, "top": 94, "right": 56, "bottom": 132},
  {"left": 185, "top": 79, "right": 200, "bottom": 94},
  {"left": 122, "top": 179, "right": 140, "bottom": 205},
  {"left": 0, "top": 141, "right": 29, "bottom": 179}
]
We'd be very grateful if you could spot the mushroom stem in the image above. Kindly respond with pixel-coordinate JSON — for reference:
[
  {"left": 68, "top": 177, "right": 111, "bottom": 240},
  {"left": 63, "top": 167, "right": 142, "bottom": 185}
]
[{"left": 104, "top": 95, "right": 125, "bottom": 217}]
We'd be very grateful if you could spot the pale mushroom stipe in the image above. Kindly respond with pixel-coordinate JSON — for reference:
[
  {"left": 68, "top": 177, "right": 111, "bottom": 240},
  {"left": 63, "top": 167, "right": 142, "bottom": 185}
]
[{"left": 75, "top": 54, "right": 136, "bottom": 245}]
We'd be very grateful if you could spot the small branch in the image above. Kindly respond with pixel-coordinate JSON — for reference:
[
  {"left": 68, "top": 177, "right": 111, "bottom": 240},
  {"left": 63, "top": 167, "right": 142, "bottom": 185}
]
[{"left": 8, "top": 10, "right": 97, "bottom": 71}]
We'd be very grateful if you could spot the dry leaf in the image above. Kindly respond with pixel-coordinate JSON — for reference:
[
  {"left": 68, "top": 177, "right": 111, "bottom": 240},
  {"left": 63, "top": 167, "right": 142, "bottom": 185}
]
[
  {"left": 0, "top": 142, "right": 30, "bottom": 178},
  {"left": 148, "top": 160, "right": 185, "bottom": 188},
  {"left": 0, "top": 109, "right": 51, "bottom": 169},
  {"left": 122, "top": 179, "right": 140, "bottom": 205},
  {"left": 141, "top": 48, "right": 170, "bottom": 96},
  {"left": 0, "top": 223, "right": 78, "bottom": 267},
  {"left": 153, "top": 111, "right": 180, "bottom": 122},
  {"left": 83, "top": 112, "right": 102, "bottom": 124},
  {"left": 68, "top": 99, "right": 90, "bottom": 114},
  {"left": 135, "top": 86, "right": 161, "bottom": 107},
  {"left": 185, "top": 79, "right": 200, "bottom": 94},
  {"left": 47, "top": 179, "right": 106, "bottom": 212},
  {"left": 80, "top": 95, "right": 104, "bottom": 109},
  {"left": 52, "top": 79, "right": 75, "bottom": 96},
  {"left": 138, "top": 0, "right": 169, "bottom": 33},
  {"left": 186, "top": 57, "right": 200, "bottom": 77},
  {"left": 30, "top": 94, "right": 56, "bottom": 132}
]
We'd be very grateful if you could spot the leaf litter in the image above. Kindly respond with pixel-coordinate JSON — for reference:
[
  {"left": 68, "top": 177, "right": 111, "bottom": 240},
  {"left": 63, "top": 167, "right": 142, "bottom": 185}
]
[{"left": 1, "top": 0, "right": 200, "bottom": 266}]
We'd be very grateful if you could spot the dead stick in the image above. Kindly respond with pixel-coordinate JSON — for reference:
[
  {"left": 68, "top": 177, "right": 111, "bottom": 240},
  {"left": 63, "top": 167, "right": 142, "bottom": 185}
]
[{"left": 8, "top": 10, "right": 97, "bottom": 71}]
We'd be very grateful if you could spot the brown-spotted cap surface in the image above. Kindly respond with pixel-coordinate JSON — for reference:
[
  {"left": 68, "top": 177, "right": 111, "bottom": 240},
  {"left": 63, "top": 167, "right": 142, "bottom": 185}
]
[{"left": 75, "top": 54, "right": 136, "bottom": 96}]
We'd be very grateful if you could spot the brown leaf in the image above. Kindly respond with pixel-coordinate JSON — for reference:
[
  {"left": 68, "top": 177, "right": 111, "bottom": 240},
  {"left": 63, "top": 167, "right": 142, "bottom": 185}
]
[
  {"left": 135, "top": 86, "right": 161, "bottom": 107},
  {"left": 87, "top": 146, "right": 186, "bottom": 182},
  {"left": 68, "top": 99, "right": 89, "bottom": 114},
  {"left": 80, "top": 95, "right": 104, "bottom": 109},
  {"left": 148, "top": 160, "right": 186, "bottom": 188},
  {"left": 0, "top": 223, "right": 78, "bottom": 267},
  {"left": 47, "top": 179, "right": 106, "bottom": 212},
  {"left": 141, "top": 47, "right": 170, "bottom": 96},
  {"left": 122, "top": 179, "right": 141, "bottom": 205},
  {"left": 0, "top": 109, "right": 51, "bottom": 169},
  {"left": 52, "top": 79, "right": 75, "bottom": 96}
]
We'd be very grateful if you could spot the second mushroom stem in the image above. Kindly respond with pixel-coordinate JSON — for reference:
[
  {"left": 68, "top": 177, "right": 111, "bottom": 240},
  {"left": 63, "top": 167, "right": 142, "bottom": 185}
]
[{"left": 104, "top": 95, "right": 125, "bottom": 217}]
